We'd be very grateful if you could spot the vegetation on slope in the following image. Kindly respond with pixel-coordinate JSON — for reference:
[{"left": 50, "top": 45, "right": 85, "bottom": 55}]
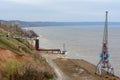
[
  {"left": 0, "top": 37, "right": 32, "bottom": 56},
  {"left": 0, "top": 21, "right": 38, "bottom": 38},
  {"left": 0, "top": 21, "right": 53, "bottom": 80}
]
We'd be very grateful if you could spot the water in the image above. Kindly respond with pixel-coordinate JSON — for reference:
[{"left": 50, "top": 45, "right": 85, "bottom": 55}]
[{"left": 29, "top": 25, "right": 120, "bottom": 77}]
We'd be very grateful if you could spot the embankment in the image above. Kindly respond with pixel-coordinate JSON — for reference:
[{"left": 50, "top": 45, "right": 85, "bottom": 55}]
[
  {"left": 0, "top": 21, "right": 53, "bottom": 80},
  {"left": 41, "top": 52, "right": 120, "bottom": 80}
]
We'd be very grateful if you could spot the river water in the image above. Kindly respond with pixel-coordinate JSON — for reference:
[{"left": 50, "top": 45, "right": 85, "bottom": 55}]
[{"left": 29, "top": 25, "right": 120, "bottom": 77}]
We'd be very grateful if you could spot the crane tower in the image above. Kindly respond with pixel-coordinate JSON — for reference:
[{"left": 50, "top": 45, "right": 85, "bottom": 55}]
[{"left": 96, "top": 11, "right": 114, "bottom": 76}]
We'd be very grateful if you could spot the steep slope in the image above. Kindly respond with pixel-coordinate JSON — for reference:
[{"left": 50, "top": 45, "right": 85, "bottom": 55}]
[{"left": 0, "top": 22, "right": 53, "bottom": 80}]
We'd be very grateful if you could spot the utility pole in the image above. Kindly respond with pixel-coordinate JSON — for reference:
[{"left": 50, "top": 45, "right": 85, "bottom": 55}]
[{"left": 96, "top": 11, "right": 114, "bottom": 76}]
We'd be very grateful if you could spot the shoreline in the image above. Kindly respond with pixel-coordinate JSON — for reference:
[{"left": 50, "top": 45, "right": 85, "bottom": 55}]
[
  {"left": 30, "top": 26, "right": 120, "bottom": 78},
  {"left": 40, "top": 51, "right": 120, "bottom": 80}
]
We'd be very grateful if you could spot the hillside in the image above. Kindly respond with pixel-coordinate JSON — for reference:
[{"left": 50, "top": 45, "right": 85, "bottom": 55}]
[{"left": 0, "top": 21, "right": 53, "bottom": 80}]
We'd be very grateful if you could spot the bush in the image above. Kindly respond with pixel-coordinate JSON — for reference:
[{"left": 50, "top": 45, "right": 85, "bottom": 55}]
[
  {"left": 9, "top": 65, "right": 53, "bottom": 80},
  {"left": 2, "top": 59, "right": 23, "bottom": 80},
  {"left": 2, "top": 59, "right": 53, "bottom": 80}
]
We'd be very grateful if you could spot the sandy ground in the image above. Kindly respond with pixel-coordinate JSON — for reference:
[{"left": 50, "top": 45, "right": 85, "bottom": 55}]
[
  {"left": 41, "top": 52, "right": 120, "bottom": 80},
  {"left": 41, "top": 52, "right": 69, "bottom": 80}
]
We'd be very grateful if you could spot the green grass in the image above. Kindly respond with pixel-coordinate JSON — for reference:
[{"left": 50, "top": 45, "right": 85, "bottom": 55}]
[
  {"left": 0, "top": 26, "right": 35, "bottom": 55},
  {"left": 15, "top": 38, "right": 30, "bottom": 48},
  {"left": 15, "top": 38, "right": 33, "bottom": 54},
  {"left": 0, "top": 37, "right": 33, "bottom": 55}
]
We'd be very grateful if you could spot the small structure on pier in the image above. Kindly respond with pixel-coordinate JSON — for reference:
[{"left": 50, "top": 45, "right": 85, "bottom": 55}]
[{"left": 61, "top": 43, "right": 67, "bottom": 55}]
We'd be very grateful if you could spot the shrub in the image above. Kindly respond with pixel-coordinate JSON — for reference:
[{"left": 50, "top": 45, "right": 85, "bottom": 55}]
[
  {"left": 2, "top": 59, "right": 53, "bottom": 80},
  {"left": 9, "top": 65, "right": 53, "bottom": 80},
  {"left": 2, "top": 59, "right": 23, "bottom": 80}
]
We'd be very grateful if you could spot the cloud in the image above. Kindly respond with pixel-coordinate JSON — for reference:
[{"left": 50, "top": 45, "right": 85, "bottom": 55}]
[
  {"left": 5, "top": 0, "right": 30, "bottom": 3},
  {"left": 3, "top": 0, "right": 53, "bottom": 5},
  {"left": 0, "top": 0, "right": 120, "bottom": 21}
]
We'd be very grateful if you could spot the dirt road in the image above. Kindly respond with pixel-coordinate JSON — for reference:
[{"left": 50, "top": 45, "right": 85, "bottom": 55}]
[{"left": 41, "top": 53, "right": 69, "bottom": 80}]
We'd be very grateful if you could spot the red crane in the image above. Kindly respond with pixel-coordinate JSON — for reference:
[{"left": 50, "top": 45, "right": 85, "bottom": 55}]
[{"left": 96, "top": 11, "right": 114, "bottom": 76}]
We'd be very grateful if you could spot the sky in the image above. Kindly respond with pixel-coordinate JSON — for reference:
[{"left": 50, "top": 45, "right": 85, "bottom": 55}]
[{"left": 0, "top": 0, "right": 120, "bottom": 22}]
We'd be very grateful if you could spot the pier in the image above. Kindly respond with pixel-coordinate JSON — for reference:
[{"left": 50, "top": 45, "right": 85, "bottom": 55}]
[{"left": 38, "top": 49, "right": 61, "bottom": 53}]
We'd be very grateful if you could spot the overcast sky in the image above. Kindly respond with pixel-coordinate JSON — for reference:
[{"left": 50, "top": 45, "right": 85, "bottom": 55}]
[{"left": 0, "top": 0, "right": 120, "bottom": 22}]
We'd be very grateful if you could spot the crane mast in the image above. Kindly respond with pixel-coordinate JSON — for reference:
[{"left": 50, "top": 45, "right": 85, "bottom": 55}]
[
  {"left": 96, "top": 11, "right": 114, "bottom": 76},
  {"left": 102, "top": 11, "right": 108, "bottom": 60}
]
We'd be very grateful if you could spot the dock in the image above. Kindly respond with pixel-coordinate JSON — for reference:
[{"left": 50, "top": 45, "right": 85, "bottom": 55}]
[{"left": 38, "top": 49, "right": 61, "bottom": 53}]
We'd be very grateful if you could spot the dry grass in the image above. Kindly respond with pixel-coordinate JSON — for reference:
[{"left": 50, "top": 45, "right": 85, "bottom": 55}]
[
  {"left": 0, "top": 53, "right": 53, "bottom": 80},
  {"left": 0, "top": 22, "right": 54, "bottom": 80},
  {"left": 54, "top": 58, "right": 119, "bottom": 80},
  {"left": 9, "top": 65, "right": 53, "bottom": 80}
]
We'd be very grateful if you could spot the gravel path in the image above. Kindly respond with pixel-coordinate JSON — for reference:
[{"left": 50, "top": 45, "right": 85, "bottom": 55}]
[{"left": 41, "top": 53, "right": 69, "bottom": 80}]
